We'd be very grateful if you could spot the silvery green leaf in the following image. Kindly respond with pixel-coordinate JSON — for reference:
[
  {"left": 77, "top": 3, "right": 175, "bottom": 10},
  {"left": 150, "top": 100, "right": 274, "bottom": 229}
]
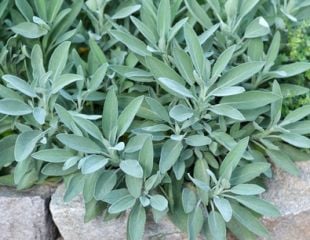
[
  {"left": 172, "top": 44, "right": 195, "bottom": 85},
  {"left": 80, "top": 155, "right": 108, "bottom": 174},
  {"left": 89, "top": 63, "right": 108, "bottom": 91},
  {"left": 212, "top": 45, "right": 236, "bottom": 80},
  {"left": 210, "top": 104, "right": 245, "bottom": 121},
  {"left": 185, "top": 135, "right": 212, "bottom": 147},
  {"left": 41, "top": 163, "right": 76, "bottom": 176},
  {"left": 146, "top": 56, "right": 185, "bottom": 84},
  {"left": 188, "top": 205, "right": 204, "bottom": 240},
  {"left": 219, "top": 137, "right": 249, "bottom": 180},
  {"left": 171, "top": 159, "right": 186, "bottom": 180},
  {"left": 157, "top": 0, "right": 170, "bottom": 39},
  {"left": 94, "top": 171, "right": 117, "bottom": 200},
  {"left": 188, "top": 174, "right": 210, "bottom": 192},
  {"left": 110, "top": 30, "right": 150, "bottom": 56},
  {"left": 168, "top": 17, "right": 188, "bottom": 43},
  {"left": 194, "top": 159, "right": 209, "bottom": 204},
  {"left": 48, "top": 41, "right": 71, "bottom": 82},
  {"left": 139, "top": 196, "right": 150, "bottom": 207},
  {"left": 231, "top": 203, "right": 268, "bottom": 237},
  {"left": 0, "top": 99, "right": 32, "bottom": 116},
  {"left": 2, "top": 75, "right": 37, "bottom": 97},
  {"left": 169, "top": 104, "right": 193, "bottom": 122},
  {"left": 280, "top": 105, "right": 310, "bottom": 126},
  {"left": 109, "top": 142, "right": 125, "bottom": 151},
  {"left": 31, "top": 45, "right": 45, "bottom": 82},
  {"left": 64, "top": 174, "right": 85, "bottom": 202},
  {"left": 184, "top": 23, "right": 205, "bottom": 77},
  {"left": 213, "top": 197, "right": 232, "bottom": 222},
  {"left": 102, "top": 189, "right": 129, "bottom": 204},
  {"left": 120, "top": 160, "right": 144, "bottom": 178},
  {"left": 231, "top": 162, "right": 271, "bottom": 185},
  {"left": 126, "top": 175, "right": 142, "bottom": 198},
  {"left": 159, "top": 140, "right": 183, "bottom": 173},
  {"left": 15, "top": 0, "right": 34, "bottom": 21},
  {"left": 112, "top": 4, "right": 141, "bottom": 19},
  {"left": 32, "top": 149, "right": 74, "bottom": 163},
  {"left": 0, "top": 135, "right": 16, "bottom": 168},
  {"left": 182, "top": 188, "right": 197, "bottom": 213},
  {"left": 208, "top": 210, "right": 226, "bottom": 240},
  {"left": 274, "top": 62, "right": 310, "bottom": 78},
  {"left": 11, "top": 22, "right": 48, "bottom": 38},
  {"left": 127, "top": 203, "right": 146, "bottom": 240},
  {"left": 184, "top": 0, "right": 212, "bottom": 28},
  {"left": 139, "top": 137, "right": 153, "bottom": 178},
  {"left": 280, "top": 84, "right": 309, "bottom": 98},
  {"left": 150, "top": 194, "right": 168, "bottom": 211},
  {"left": 33, "top": 107, "right": 46, "bottom": 125},
  {"left": 102, "top": 89, "right": 118, "bottom": 142},
  {"left": 264, "top": 31, "right": 281, "bottom": 71},
  {"left": 145, "top": 97, "right": 170, "bottom": 123},
  {"left": 137, "top": 124, "right": 170, "bottom": 134},
  {"left": 239, "top": 0, "right": 259, "bottom": 20},
  {"left": 57, "top": 134, "right": 102, "bottom": 154},
  {"left": 158, "top": 77, "right": 194, "bottom": 99},
  {"left": 51, "top": 74, "right": 83, "bottom": 94},
  {"left": 279, "top": 133, "right": 310, "bottom": 148},
  {"left": 266, "top": 149, "right": 299, "bottom": 176},
  {"left": 130, "top": 16, "right": 157, "bottom": 45},
  {"left": 63, "top": 156, "right": 80, "bottom": 170},
  {"left": 15, "top": 130, "right": 42, "bottom": 162},
  {"left": 221, "top": 91, "right": 281, "bottom": 110},
  {"left": 125, "top": 134, "right": 148, "bottom": 153},
  {"left": 108, "top": 195, "right": 136, "bottom": 214},
  {"left": 233, "top": 195, "right": 280, "bottom": 217},
  {"left": 230, "top": 184, "right": 265, "bottom": 195},
  {"left": 210, "top": 86, "right": 245, "bottom": 97},
  {"left": 216, "top": 62, "right": 264, "bottom": 89},
  {"left": 244, "top": 17, "right": 270, "bottom": 38},
  {"left": 117, "top": 96, "right": 144, "bottom": 137},
  {"left": 285, "top": 121, "right": 310, "bottom": 135},
  {"left": 72, "top": 116, "right": 104, "bottom": 142}
]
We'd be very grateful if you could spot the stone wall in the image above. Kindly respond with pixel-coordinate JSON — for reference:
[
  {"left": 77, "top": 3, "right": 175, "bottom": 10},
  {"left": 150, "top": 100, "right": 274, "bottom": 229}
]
[{"left": 0, "top": 161, "right": 309, "bottom": 240}]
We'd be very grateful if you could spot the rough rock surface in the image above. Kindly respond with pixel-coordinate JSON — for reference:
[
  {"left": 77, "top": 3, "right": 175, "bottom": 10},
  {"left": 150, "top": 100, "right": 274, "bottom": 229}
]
[
  {"left": 50, "top": 184, "right": 187, "bottom": 240},
  {"left": 261, "top": 161, "right": 310, "bottom": 240},
  {"left": 0, "top": 185, "right": 57, "bottom": 240}
]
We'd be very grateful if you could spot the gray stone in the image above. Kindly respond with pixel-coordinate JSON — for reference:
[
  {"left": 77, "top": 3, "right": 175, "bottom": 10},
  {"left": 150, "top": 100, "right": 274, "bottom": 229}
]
[
  {"left": 261, "top": 161, "right": 310, "bottom": 240},
  {"left": 0, "top": 185, "right": 58, "bottom": 240},
  {"left": 50, "top": 184, "right": 187, "bottom": 240}
]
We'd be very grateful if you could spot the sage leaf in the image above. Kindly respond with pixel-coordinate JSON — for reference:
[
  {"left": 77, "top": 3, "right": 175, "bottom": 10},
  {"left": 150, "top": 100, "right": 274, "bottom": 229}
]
[
  {"left": 127, "top": 203, "right": 146, "bottom": 240},
  {"left": 159, "top": 140, "right": 183, "bottom": 173},
  {"left": 11, "top": 22, "right": 48, "bottom": 38},
  {"left": 2, "top": 75, "right": 37, "bottom": 97},
  {"left": 57, "top": 134, "right": 102, "bottom": 154},
  {"left": 108, "top": 195, "right": 136, "bottom": 214},
  {"left": 213, "top": 197, "right": 232, "bottom": 222},
  {"left": 150, "top": 194, "right": 168, "bottom": 211},
  {"left": 244, "top": 17, "right": 270, "bottom": 38},
  {"left": 0, "top": 99, "right": 32, "bottom": 116},
  {"left": 185, "top": 135, "right": 212, "bottom": 147},
  {"left": 117, "top": 96, "right": 144, "bottom": 137},
  {"left": 120, "top": 160, "right": 144, "bottom": 178},
  {"left": 158, "top": 77, "right": 194, "bottom": 99},
  {"left": 15, "top": 130, "right": 42, "bottom": 162}
]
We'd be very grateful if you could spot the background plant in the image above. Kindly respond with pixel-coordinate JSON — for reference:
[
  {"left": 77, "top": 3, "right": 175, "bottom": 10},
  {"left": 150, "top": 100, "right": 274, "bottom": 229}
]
[{"left": 1, "top": 1, "right": 310, "bottom": 240}]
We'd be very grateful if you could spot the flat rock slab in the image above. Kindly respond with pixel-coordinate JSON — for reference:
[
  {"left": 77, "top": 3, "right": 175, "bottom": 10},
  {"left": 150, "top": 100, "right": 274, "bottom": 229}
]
[
  {"left": 0, "top": 185, "right": 57, "bottom": 240},
  {"left": 50, "top": 184, "right": 187, "bottom": 240},
  {"left": 261, "top": 161, "right": 310, "bottom": 240}
]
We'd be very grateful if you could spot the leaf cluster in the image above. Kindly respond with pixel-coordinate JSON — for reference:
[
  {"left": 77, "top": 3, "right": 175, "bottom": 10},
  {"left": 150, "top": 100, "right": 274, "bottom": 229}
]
[{"left": 1, "top": 0, "right": 310, "bottom": 239}]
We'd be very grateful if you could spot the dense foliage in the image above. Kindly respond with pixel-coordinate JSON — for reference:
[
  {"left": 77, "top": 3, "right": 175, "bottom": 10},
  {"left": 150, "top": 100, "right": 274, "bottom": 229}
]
[{"left": 1, "top": 0, "right": 310, "bottom": 239}]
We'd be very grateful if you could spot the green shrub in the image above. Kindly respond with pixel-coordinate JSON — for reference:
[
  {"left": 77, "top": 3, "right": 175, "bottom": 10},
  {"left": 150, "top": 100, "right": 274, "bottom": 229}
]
[{"left": 1, "top": 0, "right": 310, "bottom": 239}]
